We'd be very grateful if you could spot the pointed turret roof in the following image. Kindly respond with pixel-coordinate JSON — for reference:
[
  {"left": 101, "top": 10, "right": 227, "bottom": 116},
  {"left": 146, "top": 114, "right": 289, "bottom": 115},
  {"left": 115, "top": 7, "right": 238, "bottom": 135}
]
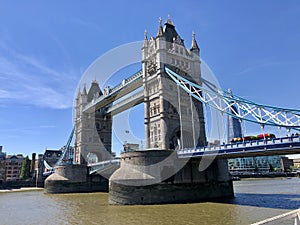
[
  {"left": 87, "top": 80, "right": 102, "bottom": 102},
  {"left": 156, "top": 17, "right": 163, "bottom": 37},
  {"left": 162, "top": 15, "right": 179, "bottom": 43},
  {"left": 82, "top": 84, "right": 87, "bottom": 96},
  {"left": 191, "top": 31, "right": 199, "bottom": 51},
  {"left": 166, "top": 14, "right": 174, "bottom": 26},
  {"left": 76, "top": 88, "right": 81, "bottom": 98},
  {"left": 143, "top": 29, "right": 148, "bottom": 48}
]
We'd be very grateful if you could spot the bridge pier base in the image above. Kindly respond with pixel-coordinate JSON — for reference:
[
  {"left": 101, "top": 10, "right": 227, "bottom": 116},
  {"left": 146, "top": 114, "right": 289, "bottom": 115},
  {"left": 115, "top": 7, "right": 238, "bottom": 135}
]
[
  {"left": 109, "top": 150, "right": 233, "bottom": 205},
  {"left": 44, "top": 164, "right": 108, "bottom": 194}
]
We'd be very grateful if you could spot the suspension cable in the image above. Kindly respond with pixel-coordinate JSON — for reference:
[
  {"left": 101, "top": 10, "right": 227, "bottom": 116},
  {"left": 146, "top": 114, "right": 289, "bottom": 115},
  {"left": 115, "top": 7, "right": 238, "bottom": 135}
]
[
  {"left": 241, "top": 119, "right": 245, "bottom": 144},
  {"left": 189, "top": 93, "right": 196, "bottom": 148},
  {"left": 177, "top": 84, "right": 183, "bottom": 149},
  {"left": 261, "top": 125, "right": 266, "bottom": 141}
]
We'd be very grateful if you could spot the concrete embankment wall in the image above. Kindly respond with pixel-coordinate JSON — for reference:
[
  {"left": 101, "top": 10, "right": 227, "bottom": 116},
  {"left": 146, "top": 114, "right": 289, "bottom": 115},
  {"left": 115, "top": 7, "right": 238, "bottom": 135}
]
[
  {"left": 109, "top": 150, "right": 234, "bottom": 205},
  {"left": 0, "top": 180, "right": 44, "bottom": 189}
]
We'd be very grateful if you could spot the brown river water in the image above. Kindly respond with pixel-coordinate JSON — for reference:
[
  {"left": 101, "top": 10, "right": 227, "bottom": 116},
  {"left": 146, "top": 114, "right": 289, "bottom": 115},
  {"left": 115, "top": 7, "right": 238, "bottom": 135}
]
[{"left": 0, "top": 178, "right": 299, "bottom": 225}]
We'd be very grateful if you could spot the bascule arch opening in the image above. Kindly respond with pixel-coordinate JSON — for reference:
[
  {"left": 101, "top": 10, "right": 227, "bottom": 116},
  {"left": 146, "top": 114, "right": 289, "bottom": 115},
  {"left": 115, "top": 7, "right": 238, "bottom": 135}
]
[
  {"left": 98, "top": 63, "right": 146, "bottom": 157},
  {"left": 112, "top": 87, "right": 145, "bottom": 155}
]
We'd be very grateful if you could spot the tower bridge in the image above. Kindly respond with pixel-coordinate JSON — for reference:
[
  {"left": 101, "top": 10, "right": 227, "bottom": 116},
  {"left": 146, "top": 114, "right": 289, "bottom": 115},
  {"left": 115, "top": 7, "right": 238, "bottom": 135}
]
[{"left": 45, "top": 17, "right": 300, "bottom": 205}]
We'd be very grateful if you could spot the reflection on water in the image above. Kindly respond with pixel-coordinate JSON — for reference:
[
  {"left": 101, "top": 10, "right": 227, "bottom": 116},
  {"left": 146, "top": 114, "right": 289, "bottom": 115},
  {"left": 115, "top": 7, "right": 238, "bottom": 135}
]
[{"left": 0, "top": 178, "right": 299, "bottom": 225}]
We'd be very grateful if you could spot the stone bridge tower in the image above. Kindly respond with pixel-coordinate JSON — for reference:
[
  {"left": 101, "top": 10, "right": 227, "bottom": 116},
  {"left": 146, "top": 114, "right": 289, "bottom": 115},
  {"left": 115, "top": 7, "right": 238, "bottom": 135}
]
[
  {"left": 74, "top": 81, "right": 112, "bottom": 164},
  {"left": 142, "top": 17, "right": 207, "bottom": 150}
]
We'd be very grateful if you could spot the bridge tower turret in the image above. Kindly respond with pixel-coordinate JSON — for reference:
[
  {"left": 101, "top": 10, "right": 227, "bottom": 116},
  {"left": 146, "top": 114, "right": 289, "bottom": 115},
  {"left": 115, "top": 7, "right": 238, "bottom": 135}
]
[{"left": 142, "top": 16, "right": 207, "bottom": 150}]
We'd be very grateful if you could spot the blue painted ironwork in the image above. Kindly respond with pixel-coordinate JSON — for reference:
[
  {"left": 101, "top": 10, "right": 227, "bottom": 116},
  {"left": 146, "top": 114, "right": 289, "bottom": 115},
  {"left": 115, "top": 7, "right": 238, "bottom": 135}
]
[
  {"left": 43, "top": 127, "right": 75, "bottom": 175},
  {"left": 165, "top": 66, "right": 300, "bottom": 130},
  {"left": 56, "top": 126, "right": 75, "bottom": 166}
]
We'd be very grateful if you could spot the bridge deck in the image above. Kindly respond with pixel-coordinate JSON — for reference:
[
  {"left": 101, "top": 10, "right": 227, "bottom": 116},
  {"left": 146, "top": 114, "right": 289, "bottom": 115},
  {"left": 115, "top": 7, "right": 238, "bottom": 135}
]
[
  {"left": 88, "top": 137, "right": 300, "bottom": 175},
  {"left": 177, "top": 136, "right": 300, "bottom": 159}
]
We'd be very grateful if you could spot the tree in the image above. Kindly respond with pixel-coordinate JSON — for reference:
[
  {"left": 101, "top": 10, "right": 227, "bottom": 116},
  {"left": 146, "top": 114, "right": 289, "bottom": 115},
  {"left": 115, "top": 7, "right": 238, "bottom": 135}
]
[{"left": 20, "top": 156, "right": 31, "bottom": 179}]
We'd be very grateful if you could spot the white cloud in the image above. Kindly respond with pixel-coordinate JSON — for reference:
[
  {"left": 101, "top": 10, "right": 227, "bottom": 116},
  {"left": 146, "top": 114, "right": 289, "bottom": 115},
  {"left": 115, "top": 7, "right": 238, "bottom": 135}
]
[{"left": 0, "top": 40, "right": 79, "bottom": 109}]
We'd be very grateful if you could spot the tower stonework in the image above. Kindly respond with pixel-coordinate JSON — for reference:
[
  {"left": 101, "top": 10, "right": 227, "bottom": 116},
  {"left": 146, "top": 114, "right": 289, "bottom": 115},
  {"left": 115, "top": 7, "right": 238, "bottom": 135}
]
[
  {"left": 142, "top": 18, "right": 207, "bottom": 150},
  {"left": 74, "top": 81, "right": 112, "bottom": 165},
  {"left": 109, "top": 17, "right": 233, "bottom": 205}
]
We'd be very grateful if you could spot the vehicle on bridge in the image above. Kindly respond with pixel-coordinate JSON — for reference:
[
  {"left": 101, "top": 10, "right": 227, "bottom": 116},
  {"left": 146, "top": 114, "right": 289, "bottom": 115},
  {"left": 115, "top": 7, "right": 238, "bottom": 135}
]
[{"left": 231, "top": 133, "right": 276, "bottom": 143}]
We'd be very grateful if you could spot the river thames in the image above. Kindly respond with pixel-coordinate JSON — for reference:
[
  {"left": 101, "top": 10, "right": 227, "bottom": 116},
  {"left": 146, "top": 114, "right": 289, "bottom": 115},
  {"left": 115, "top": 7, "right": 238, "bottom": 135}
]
[{"left": 0, "top": 178, "right": 299, "bottom": 225}]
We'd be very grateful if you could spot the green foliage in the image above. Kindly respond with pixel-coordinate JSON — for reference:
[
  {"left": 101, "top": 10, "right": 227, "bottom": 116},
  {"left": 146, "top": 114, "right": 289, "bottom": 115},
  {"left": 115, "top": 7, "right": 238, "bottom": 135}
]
[
  {"left": 20, "top": 156, "right": 31, "bottom": 179},
  {"left": 290, "top": 165, "right": 297, "bottom": 171}
]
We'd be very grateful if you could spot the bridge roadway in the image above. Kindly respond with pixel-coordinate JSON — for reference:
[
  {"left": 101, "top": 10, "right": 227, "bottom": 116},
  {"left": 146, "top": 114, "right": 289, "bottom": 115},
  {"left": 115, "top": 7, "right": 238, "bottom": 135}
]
[
  {"left": 88, "top": 136, "right": 300, "bottom": 175},
  {"left": 83, "top": 70, "right": 143, "bottom": 113},
  {"left": 177, "top": 136, "right": 300, "bottom": 159}
]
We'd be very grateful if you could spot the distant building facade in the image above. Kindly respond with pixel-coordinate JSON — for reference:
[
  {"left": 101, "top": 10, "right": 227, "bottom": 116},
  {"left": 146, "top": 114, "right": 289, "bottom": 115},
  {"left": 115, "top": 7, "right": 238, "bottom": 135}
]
[
  {"left": 35, "top": 154, "right": 45, "bottom": 183},
  {"left": 123, "top": 143, "right": 140, "bottom": 152},
  {"left": 228, "top": 156, "right": 282, "bottom": 174},
  {"left": 43, "top": 149, "right": 62, "bottom": 167},
  {"left": 227, "top": 109, "right": 282, "bottom": 174},
  {"left": 5, "top": 154, "right": 24, "bottom": 181},
  {"left": 0, "top": 146, "right": 6, "bottom": 182},
  {"left": 281, "top": 156, "right": 294, "bottom": 172},
  {"left": 41, "top": 149, "right": 62, "bottom": 175},
  {"left": 293, "top": 158, "right": 300, "bottom": 169}
]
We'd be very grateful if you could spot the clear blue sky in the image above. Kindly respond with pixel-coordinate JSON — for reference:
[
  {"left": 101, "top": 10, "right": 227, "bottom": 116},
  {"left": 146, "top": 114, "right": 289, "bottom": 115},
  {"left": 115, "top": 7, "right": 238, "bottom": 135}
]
[{"left": 0, "top": 1, "right": 300, "bottom": 157}]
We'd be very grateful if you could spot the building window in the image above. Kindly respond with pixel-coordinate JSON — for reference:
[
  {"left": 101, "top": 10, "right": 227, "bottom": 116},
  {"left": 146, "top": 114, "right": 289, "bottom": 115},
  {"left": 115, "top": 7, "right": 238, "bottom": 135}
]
[
  {"left": 153, "top": 103, "right": 157, "bottom": 115},
  {"left": 158, "top": 129, "right": 161, "bottom": 141},
  {"left": 175, "top": 46, "right": 178, "bottom": 53}
]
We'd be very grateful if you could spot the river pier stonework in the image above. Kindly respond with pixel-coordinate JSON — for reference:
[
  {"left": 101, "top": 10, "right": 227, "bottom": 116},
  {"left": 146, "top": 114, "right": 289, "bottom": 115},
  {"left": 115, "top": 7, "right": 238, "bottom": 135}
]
[
  {"left": 109, "top": 150, "right": 233, "bottom": 205},
  {"left": 44, "top": 164, "right": 108, "bottom": 194}
]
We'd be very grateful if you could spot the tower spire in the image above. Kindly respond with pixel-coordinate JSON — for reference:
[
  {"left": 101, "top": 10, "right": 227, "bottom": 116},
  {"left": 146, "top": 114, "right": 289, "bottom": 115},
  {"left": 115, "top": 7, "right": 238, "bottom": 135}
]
[
  {"left": 76, "top": 88, "right": 81, "bottom": 99},
  {"left": 156, "top": 17, "right": 163, "bottom": 37},
  {"left": 166, "top": 14, "right": 174, "bottom": 25},
  {"left": 143, "top": 29, "right": 148, "bottom": 48},
  {"left": 191, "top": 31, "right": 199, "bottom": 51},
  {"left": 82, "top": 83, "right": 87, "bottom": 96}
]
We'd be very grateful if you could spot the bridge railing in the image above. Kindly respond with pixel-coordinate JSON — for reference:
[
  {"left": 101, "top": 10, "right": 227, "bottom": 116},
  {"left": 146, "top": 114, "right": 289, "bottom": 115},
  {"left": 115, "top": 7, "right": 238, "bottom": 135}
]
[
  {"left": 88, "top": 158, "right": 121, "bottom": 175},
  {"left": 109, "top": 70, "right": 142, "bottom": 93},
  {"left": 177, "top": 136, "right": 300, "bottom": 154},
  {"left": 251, "top": 208, "right": 300, "bottom": 225},
  {"left": 88, "top": 158, "right": 121, "bottom": 167}
]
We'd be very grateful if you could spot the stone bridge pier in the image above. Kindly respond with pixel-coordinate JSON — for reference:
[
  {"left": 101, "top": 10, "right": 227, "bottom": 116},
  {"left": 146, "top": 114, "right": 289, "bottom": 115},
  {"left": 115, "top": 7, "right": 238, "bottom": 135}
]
[{"left": 109, "top": 150, "right": 233, "bottom": 205}]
